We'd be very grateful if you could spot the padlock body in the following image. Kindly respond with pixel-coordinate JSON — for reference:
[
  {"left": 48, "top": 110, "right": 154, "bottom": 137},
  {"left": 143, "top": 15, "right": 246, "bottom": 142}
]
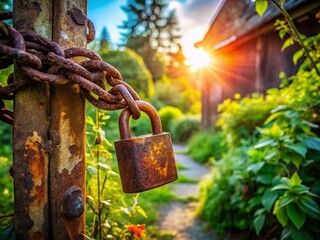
[{"left": 115, "top": 132, "right": 178, "bottom": 193}]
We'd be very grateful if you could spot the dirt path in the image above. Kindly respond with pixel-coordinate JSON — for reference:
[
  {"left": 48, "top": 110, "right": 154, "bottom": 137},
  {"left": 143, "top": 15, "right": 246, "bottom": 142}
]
[{"left": 156, "top": 145, "right": 219, "bottom": 240}]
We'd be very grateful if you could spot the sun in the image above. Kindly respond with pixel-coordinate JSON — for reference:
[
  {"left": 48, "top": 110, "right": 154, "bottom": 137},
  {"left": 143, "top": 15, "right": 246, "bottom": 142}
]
[{"left": 185, "top": 48, "right": 213, "bottom": 72}]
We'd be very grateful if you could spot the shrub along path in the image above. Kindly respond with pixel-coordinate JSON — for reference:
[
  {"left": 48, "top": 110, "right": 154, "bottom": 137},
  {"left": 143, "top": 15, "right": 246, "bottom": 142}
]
[{"left": 156, "top": 144, "right": 219, "bottom": 240}]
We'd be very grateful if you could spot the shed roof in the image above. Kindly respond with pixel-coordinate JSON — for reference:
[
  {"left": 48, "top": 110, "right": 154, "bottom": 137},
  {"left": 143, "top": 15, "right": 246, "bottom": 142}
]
[{"left": 197, "top": 0, "right": 313, "bottom": 50}]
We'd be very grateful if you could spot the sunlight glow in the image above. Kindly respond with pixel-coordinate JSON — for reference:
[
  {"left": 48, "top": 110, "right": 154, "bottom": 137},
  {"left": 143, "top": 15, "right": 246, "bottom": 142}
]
[{"left": 185, "top": 48, "right": 213, "bottom": 72}]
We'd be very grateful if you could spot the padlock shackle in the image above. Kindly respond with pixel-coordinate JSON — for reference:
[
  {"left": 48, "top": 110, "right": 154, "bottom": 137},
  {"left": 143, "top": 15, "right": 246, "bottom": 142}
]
[{"left": 119, "top": 100, "right": 162, "bottom": 139}]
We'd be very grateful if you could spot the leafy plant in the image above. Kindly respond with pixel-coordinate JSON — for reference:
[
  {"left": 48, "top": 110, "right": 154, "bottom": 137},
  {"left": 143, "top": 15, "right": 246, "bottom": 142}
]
[
  {"left": 187, "top": 130, "right": 226, "bottom": 163},
  {"left": 170, "top": 115, "right": 200, "bottom": 143},
  {"left": 199, "top": 66, "right": 320, "bottom": 239},
  {"left": 158, "top": 106, "right": 183, "bottom": 132},
  {"left": 85, "top": 109, "right": 148, "bottom": 239}
]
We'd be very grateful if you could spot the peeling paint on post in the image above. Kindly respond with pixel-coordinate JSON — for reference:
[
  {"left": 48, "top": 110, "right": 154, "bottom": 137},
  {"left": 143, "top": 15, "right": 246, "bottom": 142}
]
[
  {"left": 49, "top": 0, "right": 87, "bottom": 239},
  {"left": 13, "top": 0, "right": 52, "bottom": 239}
]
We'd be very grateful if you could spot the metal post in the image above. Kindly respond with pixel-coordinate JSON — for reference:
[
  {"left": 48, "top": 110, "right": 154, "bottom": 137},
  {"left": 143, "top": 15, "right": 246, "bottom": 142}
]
[
  {"left": 12, "top": 0, "right": 52, "bottom": 239},
  {"left": 49, "top": 0, "right": 87, "bottom": 239},
  {"left": 12, "top": 0, "right": 87, "bottom": 238}
]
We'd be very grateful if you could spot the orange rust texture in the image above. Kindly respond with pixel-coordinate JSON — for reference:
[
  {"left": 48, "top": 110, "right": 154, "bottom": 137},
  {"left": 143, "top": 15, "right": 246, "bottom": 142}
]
[
  {"left": 49, "top": 0, "right": 87, "bottom": 239},
  {"left": 115, "top": 133, "right": 178, "bottom": 193},
  {"left": 13, "top": 1, "right": 52, "bottom": 239}
]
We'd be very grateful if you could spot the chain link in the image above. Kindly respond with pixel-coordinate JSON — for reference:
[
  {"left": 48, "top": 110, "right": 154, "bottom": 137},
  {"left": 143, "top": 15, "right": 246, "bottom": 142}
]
[{"left": 0, "top": 11, "right": 142, "bottom": 125}]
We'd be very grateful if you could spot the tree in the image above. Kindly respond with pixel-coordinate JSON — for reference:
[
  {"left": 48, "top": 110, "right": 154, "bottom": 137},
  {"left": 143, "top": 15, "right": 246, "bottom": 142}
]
[
  {"left": 100, "top": 26, "right": 111, "bottom": 53},
  {"left": 100, "top": 49, "right": 155, "bottom": 99},
  {"left": 119, "top": 0, "right": 181, "bottom": 81}
]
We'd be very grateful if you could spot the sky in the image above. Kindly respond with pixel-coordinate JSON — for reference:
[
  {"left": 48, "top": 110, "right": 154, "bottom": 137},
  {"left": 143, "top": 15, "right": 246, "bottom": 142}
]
[{"left": 88, "top": 0, "right": 221, "bottom": 58}]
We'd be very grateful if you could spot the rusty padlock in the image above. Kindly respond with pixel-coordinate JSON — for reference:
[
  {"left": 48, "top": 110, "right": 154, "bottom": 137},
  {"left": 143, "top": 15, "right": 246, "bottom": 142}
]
[{"left": 115, "top": 100, "right": 178, "bottom": 193}]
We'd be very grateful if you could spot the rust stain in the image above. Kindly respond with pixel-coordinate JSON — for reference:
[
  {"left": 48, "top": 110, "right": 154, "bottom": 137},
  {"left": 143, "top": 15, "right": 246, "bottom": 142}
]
[
  {"left": 57, "top": 112, "right": 82, "bottom": 174},
  {"left": 115, "top": 133, "right": 178, "bottom": 193},
  {"left": 24, "top": 131, "right": 48, "bottom": 235}
]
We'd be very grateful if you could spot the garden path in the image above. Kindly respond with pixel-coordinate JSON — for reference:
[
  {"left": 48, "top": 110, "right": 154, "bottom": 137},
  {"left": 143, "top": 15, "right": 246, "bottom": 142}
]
[{"left": 156, "top": 144, "right": 220, "bottom": 240}]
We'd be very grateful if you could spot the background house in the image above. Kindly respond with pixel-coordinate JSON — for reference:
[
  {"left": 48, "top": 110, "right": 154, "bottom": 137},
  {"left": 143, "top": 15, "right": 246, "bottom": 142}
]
[{"left": 196, "top": 0, "right": 320, "bottom": 129}]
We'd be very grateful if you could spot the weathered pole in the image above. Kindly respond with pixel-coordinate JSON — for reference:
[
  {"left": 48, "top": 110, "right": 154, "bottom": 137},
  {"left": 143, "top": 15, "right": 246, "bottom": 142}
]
[
  {"left": 49, "top": 0, "right": 87, "bottom": 239},
  {"left": 13, "top": 0, "right": 52, "bottom": 238},
  {"left": 12, "top": 0, "right": 87, "bottom": 239}
]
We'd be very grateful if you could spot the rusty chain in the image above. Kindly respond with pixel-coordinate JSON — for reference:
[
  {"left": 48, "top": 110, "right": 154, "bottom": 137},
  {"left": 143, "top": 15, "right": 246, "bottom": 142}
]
[{"left": 0, "top": 11, "right": 142, "bottom": 125}]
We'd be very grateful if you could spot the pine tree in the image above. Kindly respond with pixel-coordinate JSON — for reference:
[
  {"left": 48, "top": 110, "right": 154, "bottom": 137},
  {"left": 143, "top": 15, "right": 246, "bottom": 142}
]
[
  {"left": 119, "top": 0, "right": 180, "bottom": 80},
  {"left": 100, "top": 26, "right": 111, "bottom": 52}
]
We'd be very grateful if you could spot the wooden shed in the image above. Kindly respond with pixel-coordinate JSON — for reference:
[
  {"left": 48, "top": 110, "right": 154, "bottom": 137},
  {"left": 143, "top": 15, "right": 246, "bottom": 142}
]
[{"left": 196, "top": 0, "right": 320, "bottom": 129}]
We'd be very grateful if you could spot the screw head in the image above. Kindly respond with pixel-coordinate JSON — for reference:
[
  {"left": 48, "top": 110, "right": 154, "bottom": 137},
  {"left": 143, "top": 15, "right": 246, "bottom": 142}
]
[{"left": 63, "top": 187, "right": 84, "bottom": 218}]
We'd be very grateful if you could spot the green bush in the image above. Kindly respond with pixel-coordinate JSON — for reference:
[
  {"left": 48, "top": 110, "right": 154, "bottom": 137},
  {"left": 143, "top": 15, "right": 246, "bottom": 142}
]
[
  {"left": 198, "top": 69, "right": 320, "bottom": 239},
  {"left": 158, "top": 106, "right": 183, "bottom": 132},
  {"left": 101, "top": 48, "right": 155, "bottom": 99},
  {"left": 217, "top": 91, "right": 283, "bottom": 148},
  {"left": 187, "top": 130, "right": 226, "bottom": 163},
  {"left": 170, "top": 115, "right": 200, "bottom": 143}
]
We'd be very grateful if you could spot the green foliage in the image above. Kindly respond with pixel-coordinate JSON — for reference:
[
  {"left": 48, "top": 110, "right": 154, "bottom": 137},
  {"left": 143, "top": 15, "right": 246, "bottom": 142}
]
[
  {"left": 154, "top": 76, "right": 183, "bottom": 107},
  {"left": 0, "top": 68, "right": 13, "bottom": 235},
  {"left": 100, "top": 48, "right": 155, "bottom": 99},
  {"left": 255, "top": 0, "right": 268, "bottom": 16},
  {"left": 217, "top": 92, "right": 283, "bottom": 148},
  {"left": 187, "top": 130, "right": 226, "bottom": 164},
  {"left": 178, "top": 88, "right": 201, "bottom": 114},
  {"left": 154, "top": 75, "right": 201, "bottom": 114},
  {"left": 170, "top": 115, "right": 200, "bottom": 143},
  {"left": 120, "top": 0, "right": 180, "bottom": 80},
  {"left": 128, "top": 112, "right": 153, "bottom": 137},
  {"left": 199, "top": 17, "right": 320, "bottom": 237},
  {"left": 86, "top": 110, "right": 146, "bottom": 239},
  {"left": 199, "top": 66, "right": 320, "bottom": 239},
  {"left": 120, "top": 0, "right": 180, "bottom": 53},
  {"left": 158, "top": 106, "right": 183, "bottom": 132}
]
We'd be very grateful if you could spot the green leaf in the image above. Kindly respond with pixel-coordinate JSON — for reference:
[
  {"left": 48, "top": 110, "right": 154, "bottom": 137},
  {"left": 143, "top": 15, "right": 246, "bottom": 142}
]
[
  {"left": 86, "top": 116, "right": 95, "bottom": 126},
  {"left": 272, "top": 184, "right": 290, "bottom": 191},
  {"left": 256, "top": 174, "right": 273, "bottom": 184},
  {"left": 303, "top": 137, "right": 320, "bottom": 151},
  {"left": 286, "top": 144, "right": 307, "bottom": 158},
  {"left": 290, "top": 172, "right": 302, "bottom": 186},
  {"left": 297, "top": 196, "right": 320, "bottom": 219},
  {"left": 264, "top": 149, "right": 278, "bottom": 160},
  {"left": 291, "top": 228, "right": 313, "bottom": 240},
  {"left": 247, "top": 162, "right": 265, "bottom": 173},
  {"left": 121, "top": 207, "right": 130, "bottom": 215},
  {"left": 291, "top": 185, "right": 310, "bottom": 195},
  {"left": 279, "top": 29, "right": 286, "bottom": 39},
  {"left": 291, "top": 154, "right": 303, "bottom": 169},
  {"left": 255, "top": 0, "right": 268, "bottom": 16},
  {"left": 101, "top": 200, "right": 111, "bottom": 206},
  {"left": 301, "top": 120, "right": 319, "bottom": 129},
  {"left": 262, "top": 188, "right": 279, "bottom": 212},
  {"left": 293, "top": 49, "right": 304, "bottom": 65},
  {"left": 272, "top": 177, "right": 291, "bottom": 191},
  {"left": 87, "top": 166, "right": 97, "bottom": 175},
  {"left": 254, "top": 139, "right": 276, "bottom": 149},
  {"left": 287, "top": 203, "right": 306, "bottom": 229},
  {"left": 271, "top": 105, "right": 291, "bottom": 114},
  {"left": 275, "top": 204, "right": 289, "bottom": 227},
  {"left": 270, "top": 124, "right": 283, "bottom": 139},
  {"left": 278, "top": 195, "right": 294, "bottom": 208},
  {"left": 281, "top": 37, "right": 294, "bottom": 51},
  {"left": 253, "top": 214, "right": 265, "bottom": 235},
  {"left": 97, "top": 162, "right": 111, "bottom": 170},
  {"left": 136, "top": 206, "right": 148, "bottom": 219},
  {"left": 264, "top": 112, "right": 284, "bottom": 125}
]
